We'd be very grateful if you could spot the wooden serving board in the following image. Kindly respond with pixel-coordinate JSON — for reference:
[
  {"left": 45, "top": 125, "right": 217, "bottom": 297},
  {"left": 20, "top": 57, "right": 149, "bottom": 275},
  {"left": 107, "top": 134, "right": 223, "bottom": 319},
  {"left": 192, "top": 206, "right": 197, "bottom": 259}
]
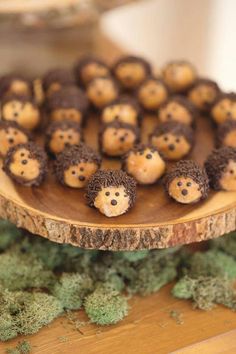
[{"left": 0, "top": 112, "right": 236, "bottom": 250}]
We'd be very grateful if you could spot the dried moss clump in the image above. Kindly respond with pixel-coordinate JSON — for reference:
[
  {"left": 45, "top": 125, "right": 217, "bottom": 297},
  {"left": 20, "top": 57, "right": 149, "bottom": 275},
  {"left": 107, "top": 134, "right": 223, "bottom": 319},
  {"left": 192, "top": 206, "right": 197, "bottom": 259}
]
[
  {"left": 84, "top": 285, "right": 128, "bottom": 325},
  {"left": 210, "top": 231, "right": 236, "bottom": 258},
  {"left": 0, "top": 220, "right": 22, "bottom": 251},
  {"left": 5, "top": 340, "right": 31, "bottom": 354}
]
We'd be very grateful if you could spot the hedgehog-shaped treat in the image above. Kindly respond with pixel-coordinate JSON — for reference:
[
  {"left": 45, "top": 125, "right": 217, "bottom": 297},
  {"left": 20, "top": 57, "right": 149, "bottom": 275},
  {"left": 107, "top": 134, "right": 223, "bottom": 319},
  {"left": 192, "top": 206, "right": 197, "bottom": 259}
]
[
  {"left": 205, "top": 147, "right": 236, "bottom": 191},
  {"left": 187, "top": 78, "right": 220, "bottom": 112},
  {"left": 86, "top": 76, "right": 119, "bottom": 110},
  {"left": 3, "top": 142, "right": 47, "bottom": 187},
  {"left": 216, "top": 120, "right": 236, "bottom": 148},
  {"left": 163, "top": 160, "right": 209, "bottom": 204},
  {"left": 122, "top": 144, "right": 166, "bottom": 185},
  {"left": 0, "top": 121, "right": 31, "bottom": 158},
  {"left": 1, "top": 94, "right": 40, "bottom": 131},
  {"left": 45, "top": 120, "right": 82, "bottom": 156},
  {"left": 42, "top": 68, "right": 75, "bottom": 97},
  {"left": 150, "top": 121, "right": 194, "bottom": 161},
  {"left": 211, "top": 93, "right": 236, "bottom": 125},
  {"left": 112, "top": 56, "right": 152, "bottom": 91},
  {"left": 101, "top": 97, "right": 140, "bottom": 126},
  {"left": 158, "top": 95, "right": 196, "bottom": 126},
  {"left": 74, "top": 56, "right": 110, "bottom": 87},
  {"left": 54, "top": 143, "right": 101, "bottom": 188},
  {"left": 86, "top": 169, "right": 137, "bottom": 217},
  {"left": 162, "top": 60, "right": 197, "bottom": 93},
  {"left": 46, "top": 86, "right": 88, "bottom": 124},
  {"left": 100, "top": 121, "right": 139, "bottom": 157},
  {"left": 0, "top": 73, "right": 33, "bottom": 98},
  {"left": 136, "top": 77, "right": 169, "bottom": 111}
]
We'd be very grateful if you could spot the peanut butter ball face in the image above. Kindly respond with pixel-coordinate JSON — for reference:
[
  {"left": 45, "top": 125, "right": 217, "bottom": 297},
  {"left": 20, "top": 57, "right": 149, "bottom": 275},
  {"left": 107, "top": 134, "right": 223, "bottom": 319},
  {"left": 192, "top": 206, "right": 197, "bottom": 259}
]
[
  {"left": 159, "top": 102, "right": 192, "bottom": 126},
  {"left": 151, "top": 133, "right": 191, "bottom": 160},
  {"left": 7, "top": 80, "right": 31, "bottom": 97},
  {"left": 50, "top": 108, "right": 82, "bottom": 124},
  {"left": 94, "top": 186, "right": 130, "bottom": 217},
  {"left": 125, "top": 148, "right": 166, "bottom": 184},
  {"left": 8, "top": 147, "right": 41, "bottom": 181},
  {"left": 63, "top": 162, "right": 98, "bottom": 188},
  {"left": 168, "top": 176, "right": 202, "bottom": 204},
  {"left": 211, "top": 99, "right": 236, "bottom": 124},
  {"left": 86, "top": 78, "right": 118, "bottom": 109},
  {"left": 137, "top": 80, "right": 168, "bottom": 110},
  {"left": 48, "top": 128, "right": 81, "bottom": 155},
  {"left": 81, "top": 62, "right": 110, "bottom": 85},
  {"left": 2, "top": 100, "right": 40, "bottom": 131},
  {"left": 102, "top": 127, "right": 136, "bottom": 156},
  {"left": 0, "top": 127, "right": 29, "bottom": 157},
  {"left": 102, "top": 104, "right": 138, "bottom": 126},
  {"left": 163, "top": 62, "right": 196, "bottom": 93},
  {"left": 188, "top": 84, "right": 218, "bottom": 111},
  {"left": 219, "top": 160, "right": 236, "bottom": 191},
  {"left": 115, "top": 62, "right": 147, "bottom": 89}
]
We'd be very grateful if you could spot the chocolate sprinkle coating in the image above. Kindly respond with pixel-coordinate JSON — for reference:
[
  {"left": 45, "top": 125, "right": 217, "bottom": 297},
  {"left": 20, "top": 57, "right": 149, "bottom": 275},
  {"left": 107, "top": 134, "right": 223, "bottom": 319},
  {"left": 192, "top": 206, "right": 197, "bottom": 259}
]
[
  {"left": 204, "top": 147, "right": 236, "bottom": 190},
  {"left": 46, "top": 86, "right": 88, "bottom": 115},
  {"left": 0, "top": 73, "right": 33, "bottom": 98},
  {"left": 1, "top": 93, "right": 37, "bottom": 107},
  {"left": 211, "top": 92, "right": 236, "bottom": 106},
  {"left": 216, "top": 119, "right": 236, "bottom": 147},
  {"left": 150, "top": 121, "right": 194, "bottom": 146},
  {"left": 188, "top": 78, "right": 221, "bottom": 111},
  {"left": 74, "top": 56, "right": 110, "bottom": 86},
  {"left": 45, "top": 120, "right": 82, "bottom": 155},
  {"left": 3, "top": 142, "right": 48, "bottom": 187},
  {"left": 54, "top": 143, "right": 102, "bottom": 186},
  {"left": 86, "top": 169, "right": 137, "bottom": 209},
  {"left": 42, "top": 68, "right": 75, "bottom": 92},
  {"left": 163, "top": 160, "right": 209, "bottom": 200}
]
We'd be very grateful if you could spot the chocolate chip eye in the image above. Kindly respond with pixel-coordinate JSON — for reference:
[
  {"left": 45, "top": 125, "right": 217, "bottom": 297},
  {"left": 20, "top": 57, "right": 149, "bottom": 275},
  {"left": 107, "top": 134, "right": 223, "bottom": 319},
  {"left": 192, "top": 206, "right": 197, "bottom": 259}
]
[
  {"left": 68, "top": 135, "right": 72, "bottom": 139},
  {"left": 20, "top": 153, "right": 25, "bottom": 157},
  {"left": 176, "top": 138, "right": 180, "bottom": 143},
  {"left": 21, "top": 159, "right": 28, "bottom": 165},
  {"left": 230, "top": 170, "right": 234, "bottom": 174},
  {"left": 59, "top": 135, "right": 63, "bottom": 139},
  {"left": 14, "top": 131, "right": 18, "bottom": 135},
  {"left": 105, "top": 191, "right": 110, "bottom": 196},
  {"left": 187, "top": 182, "right": 192, "bottom": 187},
  {"left": 80, "top": 167, "right": 84, "bottom": 172},
  {"left": 72, "top": 171, "right": 76, "bottom": 175},
  {"left": 113, "top": 131, "right": 117, "bottom": 136},
  {"left": 124, "top": 194, "right": 128, "bottom": 197},
  {"left": 146, "top": 154, "right": 152, "bottom": 159},
  {"left": 177, "top": 181, "right": 182, "bottom": 186},
  {"left": 164, "top": 136, "right": 168, "bottom": 141},
  {"left": 139, "top": 152, "right": 144, "bottom": 155},
  {"left": 115, "top": 192, "right": 120, "bottom": 196}
]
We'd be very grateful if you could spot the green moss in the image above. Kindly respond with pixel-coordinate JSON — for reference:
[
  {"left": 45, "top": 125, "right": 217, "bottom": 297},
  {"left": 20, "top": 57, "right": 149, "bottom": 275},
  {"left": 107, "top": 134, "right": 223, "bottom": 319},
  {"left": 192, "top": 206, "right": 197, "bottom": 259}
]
[
  {"left": 52, "top": 273, "right": 93, "bottom": 310},
  {"left": 210, "top": 231, "right": 236, "bottom": 258},
  {"left": 115, "top": 250, "right": 149, "bottom": 262},
  {"left": 0, "top": 220, "right": 22, "bottom": 251},
  {"left": 5, "top": 340, "right": 31, "bottom": 354},
  {"left": 84, "top": 286, "right": 128, "bottom": 325}
]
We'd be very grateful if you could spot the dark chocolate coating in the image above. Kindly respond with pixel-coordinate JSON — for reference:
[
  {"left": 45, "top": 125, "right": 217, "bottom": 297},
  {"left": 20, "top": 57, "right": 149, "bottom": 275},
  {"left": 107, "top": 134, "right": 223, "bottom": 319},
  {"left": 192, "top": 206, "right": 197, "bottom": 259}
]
[
  {"left": 0, "top": 120, "right": 31, "bottom": 139},
  {"left": 42, "top": 68, "right": 75, "bottom": 92},
  {"left": 188, "top": 78, "right": 221, "bottom": 111},
  {"left": 150, "top": 121, "right": 194, "bottom": 146},
  {"left": 3, "top": 142, "right": 48, "bottom": 186},
  {"left": 0, "top": 73, "right": 33, "bottom": 98},
  {"left": 1, "top": 93, "right": 37, "bottom": 107},
  {"left": 204, "top": 147, "right": 236, "bottom": 190},
  {"left": 74, "top": 56, "right": 110, "bottom": 86},
  {"left": 54, "top": 143, "right": 102, "bottom": 186},
  {"left": 86, "top": 169, "right": 137, "bottom": 209},
  {"left": 163, "top": 160, "right": 209, "bottom": 200},
  {"left": 211, "top": 92, "right": 236, "bottom": 106},
  {"left": 216, "top": 119, "right": 236, "bottom": 147}
]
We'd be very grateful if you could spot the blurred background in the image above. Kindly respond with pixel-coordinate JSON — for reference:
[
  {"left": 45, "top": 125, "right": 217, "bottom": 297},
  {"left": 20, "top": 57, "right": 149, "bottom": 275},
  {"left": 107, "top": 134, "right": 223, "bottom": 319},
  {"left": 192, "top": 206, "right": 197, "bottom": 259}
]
[{"left": 0, "top": 0, "right": 235, "bottom": 90}]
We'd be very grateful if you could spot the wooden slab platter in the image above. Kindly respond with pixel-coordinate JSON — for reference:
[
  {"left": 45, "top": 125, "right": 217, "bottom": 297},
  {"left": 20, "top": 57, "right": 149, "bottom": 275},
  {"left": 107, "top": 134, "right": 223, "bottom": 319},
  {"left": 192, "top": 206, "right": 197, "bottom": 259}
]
[{"left": 0, "top": 112, "right": 236, "bottom": 251}]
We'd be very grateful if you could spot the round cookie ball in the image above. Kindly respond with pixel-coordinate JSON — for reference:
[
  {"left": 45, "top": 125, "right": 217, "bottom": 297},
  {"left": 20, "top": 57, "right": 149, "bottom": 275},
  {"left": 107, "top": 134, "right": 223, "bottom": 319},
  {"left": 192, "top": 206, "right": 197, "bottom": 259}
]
[
  {"left": 3, "top": 142, "right": 48, "bottom": 187},
  {"left": 150, "top": 121, "right": 194, "bottom": 161},
  {"left": 158, "top": 95, "right": 196, "bottom": 126},
  {"left": 0, "top": 121, "right": 31, "bottom": 158},
  {"left": 1, "top": 94, "right": 40, "bottom": 131},
  {"left": 112, "top": 56, "right": 152, "bottom": 91},
  {"left": 46, "top": 86, "right": 88, "bottom": 125},
  {"left": 101, "top": 97, "right": 140, "bottom": 126},
  {"left": 216, "top": 120, "right": 236, "bottom": 148},
  {"left": 163, "top": 160, "right": 209, "bottom": 204},
  {"left": 42, "top": 68, "right": 75, "bottom": 97},
  {"left": 211, "top": 93, "right": 236, "bottom": 125},
  {"left": 74, "top": 56, "right": 110, "bottom": 87},
  {"left": 122, "top": 144, "right": 166, "bottom": 184},
  {"left": 188, "top": 78, "right": 220, "bottom": 112},
  {"left": 204, "top": 147, "right": 236, "bottom": 191},
  {"left": 86, "top": 169, "right": 137, "bottom": 217},
  {"left": 45, "top": 120, "right": 82, "bottom": 156},
  {"left": 86, "top": 76, "right": 119, "bottom": 110},
  {"left": 136, "top": 77, "right": 169, "bottom": 111},
  {"left": 100, "top": 121, "right": 139, "bottom": 157},
  {"left": 54, "top": 143, "right": 102, "bottom": 188},
  {"left": 0, "top": 73, "right": 33, "bottom": 98},
  {"left": 162, "top": 60, "right": 197, "bottom": 93}
]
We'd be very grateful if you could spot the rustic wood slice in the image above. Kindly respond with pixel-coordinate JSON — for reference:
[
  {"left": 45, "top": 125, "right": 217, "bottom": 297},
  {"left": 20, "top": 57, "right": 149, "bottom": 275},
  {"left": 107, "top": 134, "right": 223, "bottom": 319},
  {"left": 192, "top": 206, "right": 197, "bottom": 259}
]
[{"left": 0, "top": 113, "right": 236, "bottom": 250}]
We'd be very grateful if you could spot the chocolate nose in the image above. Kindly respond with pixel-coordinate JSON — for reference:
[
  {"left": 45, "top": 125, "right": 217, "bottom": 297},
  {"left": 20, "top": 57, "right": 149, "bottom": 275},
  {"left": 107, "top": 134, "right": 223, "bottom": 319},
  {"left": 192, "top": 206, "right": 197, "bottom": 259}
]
[
  {"left": 111, "top": 199, "right": 117, "bottom": 206},
  {"left": 8, "top": 138, "right": 14, "bottom": 144},
  {"left": 168, "top": 144, "right": 175, "bottom": 151},
  {"left": 167, "top": 113, "right": 172, "bottom": 119},
  {"left": 65, "top": 142, "right": 70, "bottom": 148},
  {"left": 181, "top": 189, "right": 188, "bottom": 196},
  {"left": 120, "top": 136, "right": 125, "bottom": 142},
  {"left": 79, "top": 175, "right": 85, "bottom": 181},
  {"left": 14, "top": 112, "right": 18, "bottom": 117}
]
